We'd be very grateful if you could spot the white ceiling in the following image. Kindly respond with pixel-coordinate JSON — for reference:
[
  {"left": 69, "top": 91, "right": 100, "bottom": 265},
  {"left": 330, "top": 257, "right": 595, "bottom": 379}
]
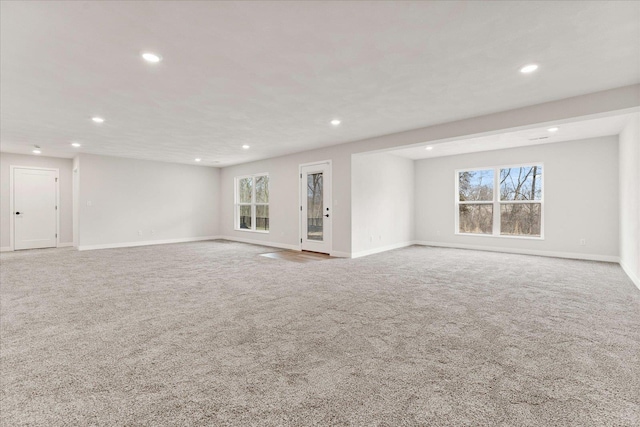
[
  {"left": 1, "top": 1, "right": 639, "bottom": 166},
  {"left": 389, "top": 113, "right": 637, "bottom": 160}
]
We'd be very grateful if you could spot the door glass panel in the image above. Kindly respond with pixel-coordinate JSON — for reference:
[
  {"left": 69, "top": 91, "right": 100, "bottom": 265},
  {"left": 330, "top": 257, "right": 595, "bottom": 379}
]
[{"left": 307, "top": 173, "right": 323, "bottom": 241}]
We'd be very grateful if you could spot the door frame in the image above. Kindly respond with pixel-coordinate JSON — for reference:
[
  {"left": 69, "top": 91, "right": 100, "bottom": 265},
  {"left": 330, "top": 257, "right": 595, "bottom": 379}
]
[
  {"left": 298, "top": 160, "right": 332, "bottom": 254},
  {"left": 9, "top": 165, "right": 60, "bottom": 251}
]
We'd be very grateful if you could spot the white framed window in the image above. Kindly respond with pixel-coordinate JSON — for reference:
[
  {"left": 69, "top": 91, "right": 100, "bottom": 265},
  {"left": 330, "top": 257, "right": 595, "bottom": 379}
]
[
  {"left": 235, "top": 174, "right": 269, "bottom": 232},
  {"left": 455, "top": 164, "right": 543, "bottom": 239}
]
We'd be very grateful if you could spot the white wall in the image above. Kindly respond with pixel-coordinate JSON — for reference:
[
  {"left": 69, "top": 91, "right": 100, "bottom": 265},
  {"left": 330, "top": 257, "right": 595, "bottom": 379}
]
[
  {"left": 217, "top": 86, "right": 637, "bottom": 257},
  {"left": 77, "top": 154, "right": 220, "bottom": 249},
  {"left": 1, "top": 86, "right": 636, "bottom": 257},
  {"left": 219, "top": 144, "right": 354, "bottom": 256},
  {"left": 414, "top": 137, "right": 620, "bottom": 261},
  {"left": 72, "top": 156, "right": 80, "bottom": 248},
  {"left": 619, "top": 114, "right": 640, "bottom": 287},
  {"left": 0, "top": 152, "right": 74, "bottom": 249},
  {"left": 351, "top": 152, "right": 414, "bottom": 256}
]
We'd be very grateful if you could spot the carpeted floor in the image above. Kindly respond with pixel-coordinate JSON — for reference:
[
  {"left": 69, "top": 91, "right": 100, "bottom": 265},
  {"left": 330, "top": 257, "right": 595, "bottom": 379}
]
[{"left": 1, "top": 241, "right": 639, "bottom": 426}]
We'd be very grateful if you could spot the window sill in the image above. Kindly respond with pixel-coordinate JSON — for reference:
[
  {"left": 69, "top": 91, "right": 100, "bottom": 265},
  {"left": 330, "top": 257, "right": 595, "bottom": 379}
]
[
  {"left": 455, "top": 232, "right": 544, "bottom": 240},
  {"left": 234, "top": 228, "right": 269, "bottom": 234}
]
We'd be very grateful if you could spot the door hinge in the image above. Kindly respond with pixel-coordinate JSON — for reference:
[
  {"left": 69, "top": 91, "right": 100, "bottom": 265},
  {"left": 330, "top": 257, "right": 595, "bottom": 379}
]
[
  {"left": 55, "top": 233, "right": 57, "bottom": 238},
  {"left": 300, "top": 173, "right": 302, "bottom": 179},
  {"left": 300, "top": 238, "right": 302, "bottom": 243},
  {"left": 55, "top": 206, "right": 58, "bottom": 210},
  {"left": 300, "top": 206, "right": 302, "bottom": 211},
  {"left": 55, "top": 177, "right": 58, "bottom": 182}
]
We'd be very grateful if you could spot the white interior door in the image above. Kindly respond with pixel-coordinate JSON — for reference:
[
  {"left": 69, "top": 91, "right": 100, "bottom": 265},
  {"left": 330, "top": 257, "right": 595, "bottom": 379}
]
[
  {"left": 13, "top": 167, "right": 58, "bottom": 250},
  {"left": 300, "top": 162, "right": 332, "bottom": 254}
]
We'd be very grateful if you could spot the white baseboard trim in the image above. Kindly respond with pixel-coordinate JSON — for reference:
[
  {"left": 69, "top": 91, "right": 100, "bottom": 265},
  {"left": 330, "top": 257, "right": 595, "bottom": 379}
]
[
  {"left": 58, "top": 242, "right": 73, "bottom": 248},
  {"left": 351, "top": 241, "right": 416, "bottom": 259},
  {"left": 414, "top": 241, "right": 620, "bottom": 263},
  {"left": 0, "top": 246, "right": 12, "bottom": 252},
  {"left": 620, "top": 260, "right": 640, "bottom": 291},
  {"left": 330, "top": 251, "right": 351, "bottom": 258},
  {"left": 78, "top": 236, "right": 221, "bottom": 251},
  {"left": 217, "top": 235, "right": 300, "bottom": 251}
]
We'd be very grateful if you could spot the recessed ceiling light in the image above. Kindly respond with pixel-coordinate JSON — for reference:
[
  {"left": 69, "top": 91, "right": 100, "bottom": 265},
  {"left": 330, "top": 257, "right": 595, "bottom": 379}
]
[
  {"left": 71, "top": 142, "right": 81, "bottom": 147},
  {"left": 425, "top": 146, "right": 433, "bottom": 151},
  {"left": 331, "top": 119, "right": 341, "bottom": 126},
  {"left": 92, "top": 117, "right": 104, "bottom": 123},
  {"left": 32, "top": 149, "right": 41, "bottom": 154},
  {"left": 32, "top": 146, "right": 41, "bottom": 154},
  {"left": 242, "top": 145, "right": 250, "bottom": 150},
  {"left": 142, "top": 52, "right": 162, "bottom": 63},
  {"left": 520, "top": 64, "right": 539, "bottom": 74},
  {"left": 547, "top": 127, "right": 559, "bottom": 132},
  {"left": 195, "top": 158, "right": 201, "bottom": 162}
]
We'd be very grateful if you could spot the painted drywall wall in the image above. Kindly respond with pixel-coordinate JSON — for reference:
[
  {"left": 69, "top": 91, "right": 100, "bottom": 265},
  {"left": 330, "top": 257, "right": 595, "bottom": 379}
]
[
  {"left": 77, "top": 154, "right": 220, "bottom": 249},
  {"left": 351, "top": 152, "right": 414, "bottom": 256},
  {"left": 72, "top": 156, "right": 80, "bottom": 248},
  {"left": 219, "top": 144, "right": 354, "bottom": 256},
  {"left": 619, "top": 115, "right": 640, "bottom": 287},
  {"left": 218, "top": 86, "right": 637, "bottom": 257},
  {"left": 330, "top": 85, "right": 638, "bottom": 157},
  {"left": 0, "top": 152, "right": 73, "bottom": 249},
  {"left": 414, "top": 137, "right": 620, "bottom": 260}
]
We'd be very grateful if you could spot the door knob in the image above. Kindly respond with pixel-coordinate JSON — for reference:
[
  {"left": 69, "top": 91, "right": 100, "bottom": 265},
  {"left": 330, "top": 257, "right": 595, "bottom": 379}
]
[
  {"left": 15, "top": 212, "right": 21, "bottom": 215},
  {"left": 324, "top": 214, "right": 329, "bottom": 218}
]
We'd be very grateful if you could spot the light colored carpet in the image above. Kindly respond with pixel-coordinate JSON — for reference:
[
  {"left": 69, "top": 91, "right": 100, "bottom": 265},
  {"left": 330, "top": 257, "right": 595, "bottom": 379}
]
[{"left": 1, "top": 241, "right": 639, "bottom": 426}]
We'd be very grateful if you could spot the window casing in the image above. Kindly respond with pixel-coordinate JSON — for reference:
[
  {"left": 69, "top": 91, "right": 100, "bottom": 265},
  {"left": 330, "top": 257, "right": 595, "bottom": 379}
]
[
  {"left": 235, "top": 174, "right": 269, "bottom": 232},
  {"left": 455, "top": 164, "right": 543, "bottom": 239}
]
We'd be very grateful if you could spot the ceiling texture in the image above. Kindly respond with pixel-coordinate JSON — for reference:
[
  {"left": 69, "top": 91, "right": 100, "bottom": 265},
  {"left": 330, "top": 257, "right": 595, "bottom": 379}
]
[
  {"left": 389, "top": 114, "right": 638, "bottom": 160},
  {"left": 1, "top": 1, "right": 639, "bottom": 166}
]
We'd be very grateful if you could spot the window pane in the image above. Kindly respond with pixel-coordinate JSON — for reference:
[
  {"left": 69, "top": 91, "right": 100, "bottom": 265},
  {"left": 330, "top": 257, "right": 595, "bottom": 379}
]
[
  {"left": 239, "top": 205, "right": 252, "bottom": 229},
  {"left": 459, "top": 170, "right": 494, "bottom": 201},
  {"left": 255, "top": 175, "right": 269, "bottom": 203},
  {"left": 307, "top": 173, "right": 323, "bottom": 241},
  {"left": 459, "top": 204, "right": 493, "bottom": 234},
  {"left": 256, "top": 205, "right": 269, "bottom": 231},
  {"left": 500, "top": 203, "right": 541, "bottom": 236},
  {"left": 500, "top": 166, "right": 542, "bottom": 201},
  {"left": 239, "top": 178, "right": 252, "bottom": 203}
]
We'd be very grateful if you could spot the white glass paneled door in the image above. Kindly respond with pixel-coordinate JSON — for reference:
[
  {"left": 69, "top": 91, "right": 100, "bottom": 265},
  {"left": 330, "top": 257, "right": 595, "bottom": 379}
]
[{"left": 300, "top": 161, "right": 332, "bottom": 254}]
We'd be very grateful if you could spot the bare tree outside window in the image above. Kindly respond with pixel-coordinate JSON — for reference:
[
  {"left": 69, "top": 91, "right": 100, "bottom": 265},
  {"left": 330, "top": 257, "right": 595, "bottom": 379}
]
[
  {"left": 500, "top": 166, "right": 542, "bottom": 236},
  {"left": 459, "top": 170, "right": 493, "bottom": 201},
  {"left": 236, "top": 175, "right": 269, "bottom": 231},
  {"left": 500, "top": 203, "right": 541, "bottom": 236},
  {"left": 255, "top": 176, "right": 269, "bottom": 231},
  {"left": 458, "top": 169, "right": 493, "bottom": 234},
  {"left": 457, "top": 165, "right": 542, "bottom": 237},
  {"left": 238, "top": 178, "right": 253, "bottom": 229},
  {"left": 307, "top": 173, "right": 323, "bottom": 240}
]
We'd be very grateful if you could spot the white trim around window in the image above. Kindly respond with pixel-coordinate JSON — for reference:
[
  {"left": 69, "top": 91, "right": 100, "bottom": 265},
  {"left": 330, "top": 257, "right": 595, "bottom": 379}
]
[
  {"left": 454, "top": 162, "right": 544, "bottom": 240},
  {"left": 234, "top": 173, "right": 269, "bottom": 233}
]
